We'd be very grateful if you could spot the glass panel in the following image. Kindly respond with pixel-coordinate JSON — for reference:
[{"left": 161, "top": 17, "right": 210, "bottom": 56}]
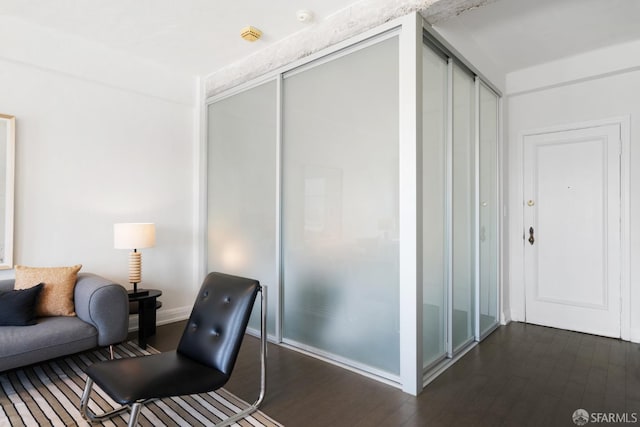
[
  {"left": 422, "top": 46, "right": 448, "bottom": 368},
  {"left": 282, "top": 37, "right": 400, "bottom": 375},
  {"left": 479, "top": 84, "right": 499, "bottom": 336},
  {"left": 207, "top": 81, "right": 277, "bottom": 334},
  {"left": 451, "top": 64, "right": 475, "bottom": 352}
]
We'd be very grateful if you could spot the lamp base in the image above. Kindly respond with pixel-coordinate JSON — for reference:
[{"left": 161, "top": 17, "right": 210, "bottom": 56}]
[
  {"left": 128, "top": 289, "right": 149, "bottom": 297},
  {"left": 129, "top": 283, "right": 148, "bottom": 297}
]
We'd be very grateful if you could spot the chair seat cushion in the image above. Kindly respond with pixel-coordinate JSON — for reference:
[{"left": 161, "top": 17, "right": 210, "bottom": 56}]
[{"left": 85, "top": 350, "right": 230, "bottom": 404}]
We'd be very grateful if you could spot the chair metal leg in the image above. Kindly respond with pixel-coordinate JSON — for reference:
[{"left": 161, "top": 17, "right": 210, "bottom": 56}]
[
  {"left": 109, "top": 345, "right": 114, "bottom": 360},
  {"left": 128, "top": 403, "right": 143, "bottom": 427},
  {"left": 216, "top": 285, "right": 268, "bottom": 427},
  {"left": 80, "top": 377, "right": 131, "bottom": 423}
]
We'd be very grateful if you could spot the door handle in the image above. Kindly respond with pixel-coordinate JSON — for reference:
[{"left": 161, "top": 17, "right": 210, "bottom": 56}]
[{"left": 528, "top": 227, "right": 535, "bottom": 245}]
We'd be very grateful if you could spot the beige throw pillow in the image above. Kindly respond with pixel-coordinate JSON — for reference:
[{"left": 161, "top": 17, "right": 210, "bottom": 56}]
[{"left": 14, "top": 264, "right": 82, "bottom": 317}]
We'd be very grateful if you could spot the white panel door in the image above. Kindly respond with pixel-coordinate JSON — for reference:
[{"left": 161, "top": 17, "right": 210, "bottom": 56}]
[{"left": 523, "top": 123, "right": 621, "bottom": 338}]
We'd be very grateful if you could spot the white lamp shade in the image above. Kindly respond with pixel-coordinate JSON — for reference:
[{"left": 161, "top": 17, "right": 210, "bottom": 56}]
[{"left": 114, "top": 223, "right": 156, "bottom": 249}]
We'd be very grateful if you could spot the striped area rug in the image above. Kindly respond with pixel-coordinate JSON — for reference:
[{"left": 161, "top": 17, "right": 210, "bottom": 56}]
[{"left": 0, "top": 341, "right": 282, "bottom": 427}]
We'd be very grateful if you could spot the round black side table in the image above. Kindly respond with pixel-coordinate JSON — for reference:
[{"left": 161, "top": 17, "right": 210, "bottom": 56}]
[{"left": 128, "top": 289, "right": 162, "bottom": 349}]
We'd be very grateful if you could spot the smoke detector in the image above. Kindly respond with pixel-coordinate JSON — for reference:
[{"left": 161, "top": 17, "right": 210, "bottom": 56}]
[
  {"left": 240, "top": 26, "right": 262, "bottom": 42},
  {"left": 296, "top": 10, "right": 314, "bottom": 23}
]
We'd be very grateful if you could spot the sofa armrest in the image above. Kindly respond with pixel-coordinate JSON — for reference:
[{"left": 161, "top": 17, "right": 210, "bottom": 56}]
[{"left": 74, "top": 273, "right": 129, "bottom": 346}]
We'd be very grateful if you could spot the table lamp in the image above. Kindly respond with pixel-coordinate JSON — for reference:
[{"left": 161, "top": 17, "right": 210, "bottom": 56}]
[{"left": 114, "top": 223, "right": 155, "bottom": 296}]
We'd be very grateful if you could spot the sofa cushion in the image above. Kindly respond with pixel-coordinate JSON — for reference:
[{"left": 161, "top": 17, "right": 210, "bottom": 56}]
[
  {"left": 0, "top": 283, "right": 43, "bottom": 326},
  {"left": 0, "top": 316, "right": 97, "bottom": 371},
  {"left": 14, "top": 264, "right": 82, "bottom": 317}
]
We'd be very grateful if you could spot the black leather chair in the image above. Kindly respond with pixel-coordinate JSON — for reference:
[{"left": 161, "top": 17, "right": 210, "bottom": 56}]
[{"left": 80, "top": 272, "right": 267, "bottom": 427}]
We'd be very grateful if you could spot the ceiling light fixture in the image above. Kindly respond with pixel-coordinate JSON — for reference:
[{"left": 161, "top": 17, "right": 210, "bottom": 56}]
[
  {"left": 240, "top": 26, "right": 262, "bottom": 42},
  {"left": 296, "top": 10, "right": 314, "bottom": 23}
]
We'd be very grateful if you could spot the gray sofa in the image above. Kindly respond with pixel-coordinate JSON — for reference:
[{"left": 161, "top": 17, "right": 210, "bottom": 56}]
[{"left": 0, "top": 272, "right": 129, "bottom": 372}]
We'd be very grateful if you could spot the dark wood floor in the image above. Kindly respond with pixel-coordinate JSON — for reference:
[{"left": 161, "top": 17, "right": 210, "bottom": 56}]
[{"left": 138, "top": 321, "right": 640, "bottom": 426}]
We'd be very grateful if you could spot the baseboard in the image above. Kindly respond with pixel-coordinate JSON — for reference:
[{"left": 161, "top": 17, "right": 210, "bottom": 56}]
[
  {"left": 508, "top": 308, "right": 524, "bottom": 323},
  {"left": 128, "top": 305, "right": 191, "bottom": 332},
  {"left": 500, "top": 309, "right": 512, "bottom": 325},
  {"left": 246, "top": 326, "right": 279, "bottom": 344},
  {"left": 628, "top": 328, "right": 640, "bottom": 344}
]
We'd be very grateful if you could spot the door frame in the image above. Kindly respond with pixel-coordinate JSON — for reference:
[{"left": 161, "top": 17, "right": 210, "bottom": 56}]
[{"left": 509, "top": 116, "right": 630, "bottom": 340}]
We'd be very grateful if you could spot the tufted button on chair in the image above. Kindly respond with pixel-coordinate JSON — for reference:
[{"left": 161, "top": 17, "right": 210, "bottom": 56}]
[{"left": 79, "top": 272, "right": 267, "bottom": 427}]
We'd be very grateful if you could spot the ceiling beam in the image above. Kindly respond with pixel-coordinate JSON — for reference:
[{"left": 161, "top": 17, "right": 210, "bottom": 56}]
[{"left": 205, "top": 0, "right": 495, "bottom": 97}]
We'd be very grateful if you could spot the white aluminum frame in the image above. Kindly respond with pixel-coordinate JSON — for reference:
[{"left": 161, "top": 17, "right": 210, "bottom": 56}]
[
  {"left": 477, "top": 80, "right": 502, "bottom": 340},
  {"left": 202, "top": 12, "right": 504, "bottom": 396},
  {"left": 450, "top": 60, "right": 476, "bottom": 356},
  {"left": 445, "top": 56, "right": 454, "bottom": 359},
  {"left": 398, "top": 12, "right": 423, "bottom": 396},
  {"left": 474, "top": 76, "right": 481, "bottom": 341},
  {"left": 421, "top": 24, "right": 503, "bottom": 384}
]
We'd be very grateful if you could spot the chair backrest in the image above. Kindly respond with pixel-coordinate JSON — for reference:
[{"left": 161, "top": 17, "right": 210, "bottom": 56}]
[{"left": 177, "top": 272, "right": 259, "bottom": 377}]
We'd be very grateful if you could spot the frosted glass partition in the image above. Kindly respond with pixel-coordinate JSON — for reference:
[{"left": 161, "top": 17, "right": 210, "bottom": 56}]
[
  {"left": 479, "top": 84, "right": 499, "bottom": 336},
  {"left": 422, "top": 46, "right": 448, "bottom": 368},
  {"left": 451, "top": 64, "right": 476, "bottom": 352},
  {"left": 207, "top": 81, "right": 277, "bottom": 334},
  {"left": 282, "top": 37, "right": 400, "bottom": 375}
]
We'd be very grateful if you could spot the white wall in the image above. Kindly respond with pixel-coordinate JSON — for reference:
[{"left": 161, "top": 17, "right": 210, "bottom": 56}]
[
  {"left": 506, "top": 39, "right": 640, "bottom": 340},
  {"left": 0, "top": 17, "right": 198, "bottom": 326}
]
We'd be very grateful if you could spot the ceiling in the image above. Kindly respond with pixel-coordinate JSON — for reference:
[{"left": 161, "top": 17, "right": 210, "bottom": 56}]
[
  {"left": 433, "top": 0, "right": 640, "bottom": 74},
  {"left": 0, "top": 0, "right": 362, "bottom": 76},
  {"left": 1, "top": 0, "right": 639, "bottom": 78}
]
